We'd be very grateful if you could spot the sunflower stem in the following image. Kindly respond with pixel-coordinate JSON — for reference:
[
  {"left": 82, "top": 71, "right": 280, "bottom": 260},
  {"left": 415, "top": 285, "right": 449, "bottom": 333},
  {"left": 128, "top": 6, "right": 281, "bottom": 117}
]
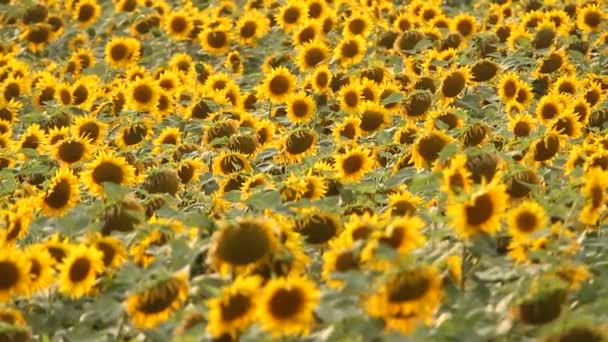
[{"left": 460, "top": 244, "right": 467, "bottom": 291}]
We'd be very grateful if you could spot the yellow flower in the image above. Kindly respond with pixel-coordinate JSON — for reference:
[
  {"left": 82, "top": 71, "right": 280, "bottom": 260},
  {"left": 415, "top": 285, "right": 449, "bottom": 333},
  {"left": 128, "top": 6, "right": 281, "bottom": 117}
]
[
  {"left": 258, "top": 275, "right": 320, "bottom": 337},
  {"left": 81, "top": 150, "right": 136, "bottom": 197},
  {"left": 259, "top": 66, "right": 297, "bottom": 104},
  {"left": 579, "top": 168, "right": 608, "bottom": 225},
  {"left": 39, "top": 167, "right": 80, "bottom": 217},
  {"left": 508, "top": 200, "right": 548, "bottom": 242},
  {"left": 125, "top": 273, "right": 189, "bottom": 329},
  {"left": 0, "top": 248, "right": 30, "bottom": 302},
  {"left": 206, "top": 276, "right": 262, "bottom": 338},
  {"left": 334, "top": 145, "right": 374, "bottom": 182},
  {"left": 58, "top": 245, "right": 104, "bottom": 299}
]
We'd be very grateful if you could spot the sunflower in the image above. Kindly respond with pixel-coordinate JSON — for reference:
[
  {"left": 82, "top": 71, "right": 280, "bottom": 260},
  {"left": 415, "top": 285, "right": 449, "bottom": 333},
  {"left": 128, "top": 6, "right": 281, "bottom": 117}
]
[
  {"left": 82, "top": 150, "right": 136, "bottom": 197},
  {"left": 125, "top": 273, "right": 189, "bottom": 329},
  {"left": 551, "top": 111, "right": 583, "bottom": 139},
  {"left": 579, "top": 168, "right": 608, "bottom": 225},
  {"left": 526, "top": 132, "right": 561, "bottom": 164},
  {"left": 410, "top": 130, "right": 453, "bottom": 169},
  {"left": 126, "top": 77, "right": 161, "bottom": 112},
  {"left": 286, "top": 92, "right": 315, "bottom": 124},
  {"left": 377, "top": 216, "right": 427, "bottom": 254},
  {"left": 0, "top": 248, "right": 29, "bottom": 302},
  {"left": 281, "top": 129, "right": 318, "bottom": 164},
  {"left": 38, "top": 167, "right": 79, "bottom": 217},
  {"left": 176, "top": 158, "right": 205, "bottom": 184},
  {"left": 439, "top": 66, "right": 471, "bottom": 104},
  {"left": 335, "top": 145, "right": 374, "bottom": 182},
  {"left": 513, "top": 79, "right": 534, "bottom": 108},
  {"left": 164, "top": 11, "right": 192, "bottom": 40},
  {"left": 88, "top": 233, "right": 127, "bottom": 270},
  {"left": 0, "top": 99, "right": 21, "bottom": 123},
  {"left": 18, "top": 123, "right": 47, "bottom": 153},
  {"left": 509, "top": 113, "right": 536, "bottom": 137},
  {"left": 297, "top": 40, "right": 329, "bottom": 71},
  {"left": 20, "top": 23, "right": 54, "bottom": 52},
  {"left": 301, "top": 173, "right": 328, "bottom": 200},
  {"left": 258, "top": 275, "right": 320, "bottom": 337},
  {"left": 259, "top": 67, "right": 297, "bottom": 104},
  {"left": 212, "top": 151, "right": 252, "bottom": 176},
  {"left": 116, "top": 122, "right": 152, "bottom": 149},
  {"left": 206, "top": 276, "right": 262, "bottom": 338},
  {"left": 207, "top": 217, "right": 280, "bottom": 275},
  {"left": 332, "top": 116, "right": 361, "bottom": 141},
  {"left": 498, "top": 72, "right": 520, "bottom": 104},
  {"left": 276, "top": 2, "right": 306, "bottom": 32},
  {"left": 236, "top": 10, "right": 270, "bottom": 45},
  {"left": 152, "top": 127, "right": 181, "bottom": 155},
  {"left": 57, "top": 245, "right": 103, "bottom": 299},
  {"left": 199, "top": 26, "right": 231, "bottom": 55},
  {"left": 292, "top": 20, "right": 322, "bottom": 46},
  {"left": 23, "top": 244, "right": 54, "bottom": 295},
  {"left": 74, "top": 0, "right": 100, "bottom": 27},
  {"left": 452, "top": 13, "right": 477, "bottom": 39},
  {"left": 338, "top": 82, "right": 362, "bottom": 114},
  {"left": 72, "top": 114, "right": 107, "bottom": 145},
  {"left": 335, "top": 36, "right": 366, "bottom": 67},
  {"left": 535, "top": 94, "right": 563, "bottom": 123},
  {"left": 53, "top": 135, "right": 91, "bottom": 165},
  {"left": 293, "top": 211, "right": 341, "bottom": 245},
  {"left": 508, "top": 200, "right": 548, "bottom": 243},
  {"left": 104, "top": 36, "right": 140, "bottom": 69},
  {"left": 340, "top": 212, "right": 382, "bottom": 244},
  {"left": 535, "top": 50, "right": 569, "bottom": 77},
  {"left": 577, "top": 4, "right": 604, "bottom": 32},
  {"left": 343, "top": 11, "right": 372, "bottom": 37},
  {"left": 322, "top": 236, "right": 361, "bottom": 288},
  {"left": 551, "top": 75, "right": 579, "bottom": 96},
  {"left": 447, "top": 179, "right": 507, "bottom": 239},
  {"left": 1, "top": 203, "right": 33, "bottom": 246},
  {"left": 366, "top": 266, "right": 442, "bottom": 335},
  {"left": 386, "top": 187, "right": 423, "bottom": 217},
  {"left": 358, "top": 101, "right": 390, "bottom": 136},
  {"left": 441, "top": 154, "right": 472, "bottom": 196},
  {"left": 403, "top": 90, "right": 434, "bottom": 119}
]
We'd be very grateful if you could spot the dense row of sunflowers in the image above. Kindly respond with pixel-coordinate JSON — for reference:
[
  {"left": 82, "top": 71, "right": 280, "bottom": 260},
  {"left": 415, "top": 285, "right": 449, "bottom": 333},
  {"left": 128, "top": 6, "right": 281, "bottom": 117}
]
[{"left": 1, "top": 0, "right": 608, "bottom": 340}]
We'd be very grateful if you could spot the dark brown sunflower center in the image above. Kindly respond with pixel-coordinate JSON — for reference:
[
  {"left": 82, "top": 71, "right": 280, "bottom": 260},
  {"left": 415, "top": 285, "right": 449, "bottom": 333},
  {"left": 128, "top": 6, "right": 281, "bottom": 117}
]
[
  {"left": 44, "top": 178, "right": 71, "bottom": 209},
  {"left": 170, "top": 16, "right": 188, "bottom": 33},
  {"left": 465, "top": 193, "right": 494, "bottom": 226},
  {"left": 405, "top": 92, "right": 432, "bottom": 116},
  {"left": 0, "top": 261, "right": 19, "bottom": 290},
  {"left": 58, "top": 141, "right": 85, "bottom": 163},
  {"left": 590, "top": 185, "right": 604, "bottom": 209},
  {"left": 47, "top": 246, "right": 67, "bottom": 263},
  {"left": 69, "top": 257, "right": 91, "bottom": 283},
  {"left": 515, "top": 211, "right": 538, "bottom": 233},
  {"left": 518, "top": 289, "right": 565, "bottom": 325},
  {"left": 286, "top": 131, "right": 314, "bottom": 155},
  {"left": 122, "top": 125, "right": 147, "bottom": 146},
  {"left": 295, "top": 214, "right": 338, "bottom": 244},
  {"left": 240, "top": 21, "right": 257, "bottom": 39},
  {"left": 417, "top": 134, "right": 447, "bottom": 162},
  {"left": 283, "top": 7, "right": 301, "bottom": 24},
  {"left": 26, "top": 26, "right": 50, "bottom": 44},
  {"left": 207, "top": 31, "right": 228, "bottom": 49},
  {"left": 442, "top": 72, "right": 466, "bottom": 98},
  {"left": 92, "top": 161, "right": 124, "bottom": 185},
  {"left": 584, "top": 11, "right": 601, "bottom": 28},
  {"left": 217, "top": 222, "right": 272, "bottom": 265},
  {"left": 352, "top": 224, "right": 373, "bottom": 240},
  {"left": 533, "top": 135, "right": 559, "bottom": 162},
  {"left": 133, "top": 84, "right": 154, "bottom": 104},
  {"left": 514, "top": 121, "right": 532, "bottom": 137},
  {"left": 79, "top": 122, "right": 100, "bottom": 142},
  {"left": 3, "top": 83, "right": 20, "bottom": 102},
  {"left": 539, "top": 54, "right": 563, "bottom": 74},
  {"left": 268, "top": 288, "right": 303, "bottom": 318},
  {"left": 340, "top": 40, "right": 360, "bottom": 58},
  {"left": 388, "top": 272, "right": 431, "bottom": 302},
  {"left": 471, "top": 61, "right": 498, "bottom": 82},
  {"left": 78, "top": 4, "right": 95, "bottom": 22},
  {"left": 379, "top": 227, "right": 405, "bottom": 249},
  {"left": 341, "top": 154, "right": 364, "bottom": 175},
  {"left": 503, "top": 80, "right": 517, "bottom": 98},
  {"left": 96, "top": 241, "right": 116, "bottom": 267},
  {"left": 291, "top": 100, "right": 310, "bottom": 117},
  {"left": 340, "top": 123, "right": 357, "bottom": 139},
  {"left": 334, "top": 250, "right": 359, "bottom": 271},
  {"left": 72, "top": 84, "right": 89, "bottom": 105},
  {"left": 136, "top": 280, "right": 181, "bottom": 314},
  {"left": 348, "top": 18, "right": 366, "bottom": 35},
  {"left": 304, "top": 47, "right": 326, "bottom": 68},
  {"left": 308, "top": 2, "right": 323, "bottom": 18},
  {"left": 29, "top": 259, "right": 41, "bottom": 280},
  {"left": 533, "top": 28, "right": 555, "bottom": 49},
  {"left": 221, "top": 293, "right": 252, "bottom": 321},
  {"left": 110, "top": 43, "right": 128, "bottom": 61},
  {"left": 360, "top": 110, "right": 385, "bottom": 132},
  {"left": 269, "top": 74, "right": 290, "bottom": 96}
]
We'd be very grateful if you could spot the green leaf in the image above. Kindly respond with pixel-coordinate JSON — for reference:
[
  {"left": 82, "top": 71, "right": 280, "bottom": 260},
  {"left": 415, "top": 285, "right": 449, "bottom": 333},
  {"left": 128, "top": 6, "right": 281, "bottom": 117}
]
[
  {"left": 247, "top": 190, "right": 282, "bottom": 210},
  {"left": 381, "top": 91, "right": 404, "bottom": 106}
]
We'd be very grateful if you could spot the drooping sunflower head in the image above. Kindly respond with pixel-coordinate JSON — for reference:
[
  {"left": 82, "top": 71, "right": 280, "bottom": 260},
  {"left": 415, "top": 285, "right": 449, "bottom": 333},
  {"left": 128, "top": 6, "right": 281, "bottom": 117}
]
[
  {"left": 212, "top": 151, "right": 252, "bottom": 176},
  {"left": 293, "top": 211, "right": 341, "bottom": 245},
  {"left": 403, "top": 90, "right": 433, "bottom": 119},
  {"left": 281, "top": 128, "right": 318, "bottom": 164},
  {"left": 514, "top": 287, "right": 566, "bottom": 326},
  {"left": 125, "top": 273, "right": 189, "bottom": 329},
  {"left": 208, "top": 217, "right": 280, "bottom": 275},
  {"left": 411, "top": 130, "right": 453, "bottom": 169}
]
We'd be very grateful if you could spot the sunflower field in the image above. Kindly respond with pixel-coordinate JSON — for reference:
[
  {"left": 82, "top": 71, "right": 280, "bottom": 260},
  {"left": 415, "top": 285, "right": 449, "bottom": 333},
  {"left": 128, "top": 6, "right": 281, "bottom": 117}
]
[{"left": 1, "top": 0, "right": 608, "bottom": 340}]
